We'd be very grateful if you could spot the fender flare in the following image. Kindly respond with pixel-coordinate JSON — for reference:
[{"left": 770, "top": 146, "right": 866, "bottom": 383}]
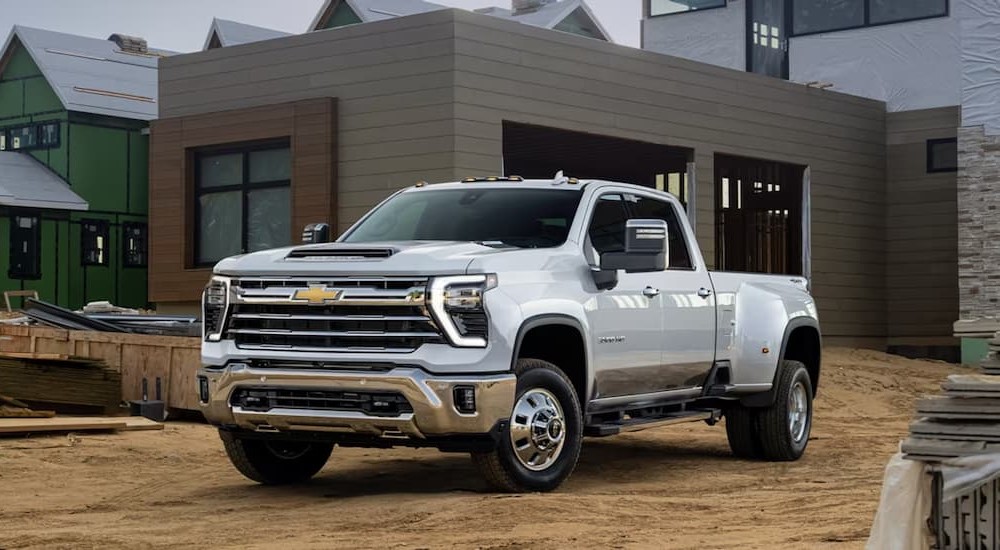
[
  {"left": 511, "top": 314, "right": 591, "bottom": 398},
  {"left": 740, "top": 316, "right": 821, "bottom": 408}
]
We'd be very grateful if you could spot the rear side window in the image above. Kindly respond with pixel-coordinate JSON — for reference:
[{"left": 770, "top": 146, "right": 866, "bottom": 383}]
[
  {"left": 588, "top": 194, "right": 629, "bottom": 255},
  {"left": 626, "top": 194, "right": 694, "bottom": 270}
]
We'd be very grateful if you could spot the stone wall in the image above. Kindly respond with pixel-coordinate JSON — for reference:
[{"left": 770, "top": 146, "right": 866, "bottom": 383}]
[{"left": 958, "top": 125, "right": 1000, "bottom": 320}]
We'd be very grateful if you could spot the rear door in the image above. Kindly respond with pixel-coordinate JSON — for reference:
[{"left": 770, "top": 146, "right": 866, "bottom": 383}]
[
  {"left": 626, "top": 192, "right": 717, "bottom": 390},
  {"left": 584, "top": 193, "right": 665, "bottom": 399}
]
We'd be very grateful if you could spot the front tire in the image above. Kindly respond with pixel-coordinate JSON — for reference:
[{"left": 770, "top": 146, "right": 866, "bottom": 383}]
[
  {"left": 472, "top": 358, "right": 583, "bottom": 492},
  {"left": 220, "top": 430, "right": 333, "bottom": 485}
]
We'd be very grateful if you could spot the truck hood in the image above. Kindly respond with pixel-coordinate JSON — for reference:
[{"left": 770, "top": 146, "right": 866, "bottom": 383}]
[{"left": 213, "top": 241, "right": 520, "bottom": 277}]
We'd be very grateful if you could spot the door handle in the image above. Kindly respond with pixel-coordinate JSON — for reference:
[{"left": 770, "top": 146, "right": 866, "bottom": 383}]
[
  {"left": 697, "top": 287, "right": 713, "bottom": 299},
  {"left": 642, "top": 286, "right": 660, "bottom": 298}
]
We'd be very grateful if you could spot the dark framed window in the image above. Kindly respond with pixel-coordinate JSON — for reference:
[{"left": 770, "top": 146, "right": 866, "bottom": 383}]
[
  {"left": 792, "top": 0, "right": 948, "bottom": 36},
  {"left": 927, "top": 138, "right": 958, "bottom": 173},
  {"left": 587, "top": 194, "right": 630, "bottom": 256},
  {"left": 648, "top": 0, "right": 726, "bottom": 17},
  {"left": 195, "top": 141, "right": 292, "bottom": 266},
  {"left": 0, "top": 121, "right": 60, "bottom": 151},
  {"left": 8, "top": 125, "right": 38, "bottom": 151},
  {"left": 626, "top": 193, "right": 694, "bottom": 270},
  {"left": 9, "top": 214, "right": 41, "bottom": 280},
  {"left": 123, "top": 222, "right": 148, "bottom": 267},
  {"left": 81, "top": 219, "right": 110, "bottom": 266}
]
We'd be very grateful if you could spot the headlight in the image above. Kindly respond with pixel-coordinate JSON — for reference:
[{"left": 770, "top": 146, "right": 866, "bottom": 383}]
[
  {"left": 202, "top": 276, "right": 230, "bottom": 342},
  {"left": 428, "top": 274, "right": 497, "bottom": 348}
]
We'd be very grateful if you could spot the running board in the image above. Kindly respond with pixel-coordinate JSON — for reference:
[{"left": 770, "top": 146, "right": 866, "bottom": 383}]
[{"left": 584, "top": 410, "right": 717, "bottom": 437}]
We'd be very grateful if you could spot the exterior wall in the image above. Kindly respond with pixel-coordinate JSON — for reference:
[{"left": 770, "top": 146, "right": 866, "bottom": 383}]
[
  {"left": 885, "top": 107, "right": 959, "bottom": 344},
  {"left": 448, "top": 10, "right": 886, "bottom": 342},
  {"left": 791, "top": 13, "right": 960, "bottom": 112},
  {"left": 642, "top": 3, "right": 745, "bottom": 71},
  {"left": 0, "top": 41, "right": 149, "bottom": 309},
  {"left": 154, "top": 9, "right": 888, "bottom": 342},
  {"left": 957, "top": 126, "right": 1000, "bottom": 321},
  {"left": 149, "top": 99, "right": 337, "bottom": 304}
]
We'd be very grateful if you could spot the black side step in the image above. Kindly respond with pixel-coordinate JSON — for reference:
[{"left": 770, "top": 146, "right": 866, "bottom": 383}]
[{"left": 584, "top": 409, "right": 719, "bottom": 437}]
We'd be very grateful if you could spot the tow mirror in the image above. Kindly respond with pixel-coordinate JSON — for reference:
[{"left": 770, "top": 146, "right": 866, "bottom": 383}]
[
  {"left": 301, "top": 223, "right": 331, "bottom": 244},
  {"left": 600, "top": 219, "right": 669, "bottom": 273}
]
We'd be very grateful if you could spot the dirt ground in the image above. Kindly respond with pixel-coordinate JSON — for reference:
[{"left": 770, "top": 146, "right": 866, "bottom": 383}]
[{"left": 0, "top": 348, "right": 964, "bottom": 549}]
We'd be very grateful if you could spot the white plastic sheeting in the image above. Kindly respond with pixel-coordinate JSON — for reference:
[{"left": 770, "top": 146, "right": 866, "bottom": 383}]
[
  {"left": 790, "top": 14, "right": 961, "bottom": 112},
  {"left": 866, "top": 453, "right": 933, "bottom": 550},
  {"left": 641, "top": 2, "right": 746, "bottom": 72},
  {"left": 960, "top": 0, "right": 1000, "bottom": 135}
]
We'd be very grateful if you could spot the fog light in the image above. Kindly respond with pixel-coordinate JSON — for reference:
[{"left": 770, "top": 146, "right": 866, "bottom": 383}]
[
  {"left": 454, "top": 386, "right": 476, "bottom": 414},
  {"left": 198, "top": 376, "right": 210, "bottom": 403}
]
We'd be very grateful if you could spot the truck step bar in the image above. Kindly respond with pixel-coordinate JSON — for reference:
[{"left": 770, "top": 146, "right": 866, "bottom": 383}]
[{"left": 584, "top": 409, "right": 719, "bottom": 437}]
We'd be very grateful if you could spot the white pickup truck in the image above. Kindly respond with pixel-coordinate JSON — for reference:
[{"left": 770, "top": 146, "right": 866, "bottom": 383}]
[{"left": 198, "top": 176, "right": 821, "bottom": 492}]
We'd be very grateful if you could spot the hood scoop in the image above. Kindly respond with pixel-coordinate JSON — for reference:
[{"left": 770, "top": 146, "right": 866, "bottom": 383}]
[{"left": 285, "top": 247, "right": 395, "bottom": 261}]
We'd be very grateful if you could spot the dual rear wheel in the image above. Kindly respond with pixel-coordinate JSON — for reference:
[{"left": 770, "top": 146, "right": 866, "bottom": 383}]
[{"left": 725, "top": 360, "right": 814, "bottom": 461}]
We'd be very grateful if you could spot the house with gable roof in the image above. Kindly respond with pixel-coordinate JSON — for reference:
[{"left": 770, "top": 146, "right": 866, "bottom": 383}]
[{"left": 0, "top": 26, "right": 170, "bottom": 309}]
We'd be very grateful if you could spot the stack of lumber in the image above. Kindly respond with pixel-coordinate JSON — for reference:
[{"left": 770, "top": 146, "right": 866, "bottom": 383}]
[
  {"left": 0, "top": 352, "right": 121, "bottom": 414},
  {"left": 903, "top": 334, "right": 1000, "bottom": 460}
]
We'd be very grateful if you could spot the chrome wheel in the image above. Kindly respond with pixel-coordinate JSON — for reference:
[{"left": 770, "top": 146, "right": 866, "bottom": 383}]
[
  {"left": 509, "top": 388, "right": 566, "bottom": 471},
  {"left": 788, "top": 381, "right": 809, "bottom": 444}
]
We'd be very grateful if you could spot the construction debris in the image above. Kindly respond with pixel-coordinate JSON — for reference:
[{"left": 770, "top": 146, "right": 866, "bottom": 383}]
[
  {"left": 0, "top": 394, "right": 55, "bottom": 418},
  {"left": 0, "top": 415, "right": 163, "bottom": 436},
  {"left": 0, "top": 352, "right": 122, "bottom": 414},
  {"left": 19, "top": 298, "right": 200, "bottom": 337}
]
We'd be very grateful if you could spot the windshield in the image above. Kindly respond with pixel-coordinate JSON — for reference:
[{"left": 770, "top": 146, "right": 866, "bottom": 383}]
[{"left": 342, "top": 188, "right": 583, "bottom": 248}]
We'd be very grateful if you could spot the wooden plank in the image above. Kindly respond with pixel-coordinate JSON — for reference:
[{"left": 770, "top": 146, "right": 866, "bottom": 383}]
[
  {"left": 0, "top": 357, "right": 121, "bottom": 410},
  {"left": 168, "top": 346, "right": 200, "bottom": 411},
  {"left": 0, "top": 417, "right": 127, "bottom": 435},
  {"left": 122, "top": 416, "right": 165, "bottom": 431}
]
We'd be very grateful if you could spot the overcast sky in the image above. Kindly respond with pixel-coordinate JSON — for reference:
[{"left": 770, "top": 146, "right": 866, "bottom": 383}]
[{"left": 0, "top": 0, "right": 642, "bottom": 52}]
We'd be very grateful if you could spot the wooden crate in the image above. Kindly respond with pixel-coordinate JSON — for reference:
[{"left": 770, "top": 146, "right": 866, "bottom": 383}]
[{"left": 0, "top": 325, "right": 201, "bottom": 412}]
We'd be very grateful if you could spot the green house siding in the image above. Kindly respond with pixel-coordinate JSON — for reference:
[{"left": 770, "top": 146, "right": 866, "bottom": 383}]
[
  {"left": 0, "top": 40, "right": 150, "bottom": 309},
  {"left": 322, "top": 1, "right": 363, "bottom": 29}
]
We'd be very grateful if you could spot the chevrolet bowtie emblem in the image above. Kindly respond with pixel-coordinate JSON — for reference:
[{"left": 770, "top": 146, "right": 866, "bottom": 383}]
[{"left": 293, "top": 285, "right": 343, "bottom": 305}]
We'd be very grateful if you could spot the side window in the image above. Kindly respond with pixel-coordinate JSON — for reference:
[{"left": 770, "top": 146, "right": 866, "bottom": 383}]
[
  {"left": 9, "top": 214, "right": 41, "bottom": 279},
  {"left": 81, "top": 219, "right": 110, "bottom": 266},
  {"left": 588, "top": 194, "right": 629, "bottom": 256},
  {"left": 627, "top": 194, "right": 694, "bottom": 270},
  {"left": 123, "top": 222, "right": 148, "bottom": 268}
]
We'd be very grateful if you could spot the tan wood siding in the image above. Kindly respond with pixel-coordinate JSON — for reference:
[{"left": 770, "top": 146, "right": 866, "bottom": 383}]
[
  {"left": 149, "top": 99, "right": 337, "bottom": 303},
  {"left": 886, "top": 107, "right": 959, "bottom": 343}
]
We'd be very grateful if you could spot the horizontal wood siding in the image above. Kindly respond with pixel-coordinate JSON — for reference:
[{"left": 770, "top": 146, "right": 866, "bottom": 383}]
[
  {"left": 157, "top": 12, "right": 460, "bottom": 237},
  {"left": 149, "top": 99, "right": 337, "bottom": 303},
  {"left": 446, "top": 10, "right": 887, "bottom": 339},
  {"left": 885, "top": 107, "right": 959, "bottom": 342}
]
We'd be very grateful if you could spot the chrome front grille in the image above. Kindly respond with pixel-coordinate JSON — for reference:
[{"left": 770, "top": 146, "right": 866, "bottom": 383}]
[{"left": 224, "top": 278, "right": 444, "bottom": 353}]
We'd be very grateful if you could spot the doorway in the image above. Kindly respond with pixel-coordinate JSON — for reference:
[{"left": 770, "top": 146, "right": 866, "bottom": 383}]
[
  {"left": 747, "top": 0, "right": 789, "bottom": 79},
  {"left": 715, "top": 154, "right": 804, "bottom": 275},
  {"left": 502, "top": 122, "right": 693, "bottom": 209}
]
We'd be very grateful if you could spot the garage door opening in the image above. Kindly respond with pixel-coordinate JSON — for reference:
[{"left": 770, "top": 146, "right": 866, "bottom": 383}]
[
  {"left": 715, "top": 154, "right": 806, "bottom": 275},
  {"left": 502, "top": 122, "right": 693, "bottom": 207}
]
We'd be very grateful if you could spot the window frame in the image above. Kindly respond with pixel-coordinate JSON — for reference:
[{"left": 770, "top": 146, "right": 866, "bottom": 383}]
[
  {"left": 80, "top": 219, "right": 111, "bottom": 266},
  {"left": 193, "top": 139, "right": 292, "bottom": 267},
  {"left": 927, "top": 137, "right": 958, "bottom": 174},
  {"left": 8, "top": 212, "right": 42, "bottom": 280},
  {"left": 790, "top": 0, "right": 949, "bottom": 38},
  {"left": 646, "top": 0, "right": 727, "bottom": 18},
  {"left": 122, "top": 222, "right": 148, "bottom": 268}
]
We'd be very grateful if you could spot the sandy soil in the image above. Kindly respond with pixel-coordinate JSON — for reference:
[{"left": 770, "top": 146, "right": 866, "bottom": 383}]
[{"left": 0, "top": 348, "right": 964, "bottom": 550}]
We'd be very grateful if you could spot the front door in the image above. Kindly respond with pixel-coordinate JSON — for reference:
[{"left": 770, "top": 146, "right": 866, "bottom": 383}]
[
  {"left": 625, "top": 192, "right": 717, "bottom": 391},
  {"left": 585, "top": 193, "right": 664, "bottom": 399},
  {"left": 748, "top": 0, "right": 789, "bottom": 79}
]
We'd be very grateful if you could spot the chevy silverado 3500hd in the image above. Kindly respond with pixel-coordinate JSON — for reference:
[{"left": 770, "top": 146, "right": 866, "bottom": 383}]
[{"left": 198, "top": 176, "right": 821, "bottom": 492}]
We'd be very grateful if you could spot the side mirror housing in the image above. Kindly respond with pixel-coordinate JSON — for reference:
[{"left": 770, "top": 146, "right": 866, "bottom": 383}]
[
  {"left": 301, "top": 223, "right": 331, "bottom": 244},
  {"left": 600, "top": 219, "right": 669, "bottom": 273}
]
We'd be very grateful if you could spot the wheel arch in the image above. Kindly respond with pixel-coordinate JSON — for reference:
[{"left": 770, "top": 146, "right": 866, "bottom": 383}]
[
  {"left": 741, "top": 317, "right": 821, "bottom": 407},
  {"left": 512, "top": 314, "right": 590, "bottom": 409}
]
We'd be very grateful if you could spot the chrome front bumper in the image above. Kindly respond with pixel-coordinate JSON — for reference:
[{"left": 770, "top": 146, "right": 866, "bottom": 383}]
[{"left": 198, "top": 364, "right": 516, "bottom": 438}]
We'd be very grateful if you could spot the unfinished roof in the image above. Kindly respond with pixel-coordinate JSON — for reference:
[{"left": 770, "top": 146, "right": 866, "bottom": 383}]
[
  {"left": 0, "top": 26, "right": 173, "bottom": 121},
  {"left": 203, "top": 18, "right": 293, "bottom": 50},
  {"left": 310, "top": 0, "right": 610, "bottom": 41},
  {"left": 0, "top": 152, "right": 88, "bottom": 211}
]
